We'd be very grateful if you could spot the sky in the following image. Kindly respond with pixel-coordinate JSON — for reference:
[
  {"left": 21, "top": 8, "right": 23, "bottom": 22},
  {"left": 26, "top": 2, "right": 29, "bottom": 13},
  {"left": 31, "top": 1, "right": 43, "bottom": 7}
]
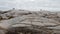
[{"left": 0, "top": 0, "right": 60, "bottom": 11}]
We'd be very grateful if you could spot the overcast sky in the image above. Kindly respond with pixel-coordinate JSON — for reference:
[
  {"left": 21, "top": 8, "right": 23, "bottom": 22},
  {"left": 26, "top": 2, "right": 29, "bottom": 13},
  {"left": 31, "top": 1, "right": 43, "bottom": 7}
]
[{"left": 0, "top": 0, "right": 60, "bottom": 11}]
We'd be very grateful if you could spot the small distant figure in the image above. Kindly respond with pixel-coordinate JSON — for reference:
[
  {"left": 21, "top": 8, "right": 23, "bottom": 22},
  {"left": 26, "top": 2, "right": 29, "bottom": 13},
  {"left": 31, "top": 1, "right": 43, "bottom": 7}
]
[
  {"left": 40, "top": 9, "right": 42, "bottom": 11},
  {"left": 13, "top": 8, "right": 15, "bottom": 10}
]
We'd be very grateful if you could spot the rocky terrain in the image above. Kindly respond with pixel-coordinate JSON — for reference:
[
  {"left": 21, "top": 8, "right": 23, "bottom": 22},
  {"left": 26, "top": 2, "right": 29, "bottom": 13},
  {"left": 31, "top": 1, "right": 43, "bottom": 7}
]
[{"left": 0, "top": 9, "right": 60, "bottom": 34}]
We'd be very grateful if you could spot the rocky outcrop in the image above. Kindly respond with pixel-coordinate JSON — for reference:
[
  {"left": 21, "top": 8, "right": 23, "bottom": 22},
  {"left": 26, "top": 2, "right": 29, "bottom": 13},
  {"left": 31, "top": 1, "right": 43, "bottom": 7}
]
[{"left": 0, "top": 10, "right": 60, "bottom": 34}]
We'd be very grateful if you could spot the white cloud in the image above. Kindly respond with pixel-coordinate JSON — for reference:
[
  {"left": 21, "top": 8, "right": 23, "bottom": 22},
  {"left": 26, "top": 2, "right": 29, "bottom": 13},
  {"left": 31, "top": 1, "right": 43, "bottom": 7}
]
[{"left": 0, "top": 0, "right": 60, "bottom": 11}]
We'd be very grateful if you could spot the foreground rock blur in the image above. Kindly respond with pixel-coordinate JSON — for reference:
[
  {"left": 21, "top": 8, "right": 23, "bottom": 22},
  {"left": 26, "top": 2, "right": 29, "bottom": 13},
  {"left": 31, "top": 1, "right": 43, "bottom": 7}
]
[{"left": 0, "top": 9, "right": 60, "bottom": 34}]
